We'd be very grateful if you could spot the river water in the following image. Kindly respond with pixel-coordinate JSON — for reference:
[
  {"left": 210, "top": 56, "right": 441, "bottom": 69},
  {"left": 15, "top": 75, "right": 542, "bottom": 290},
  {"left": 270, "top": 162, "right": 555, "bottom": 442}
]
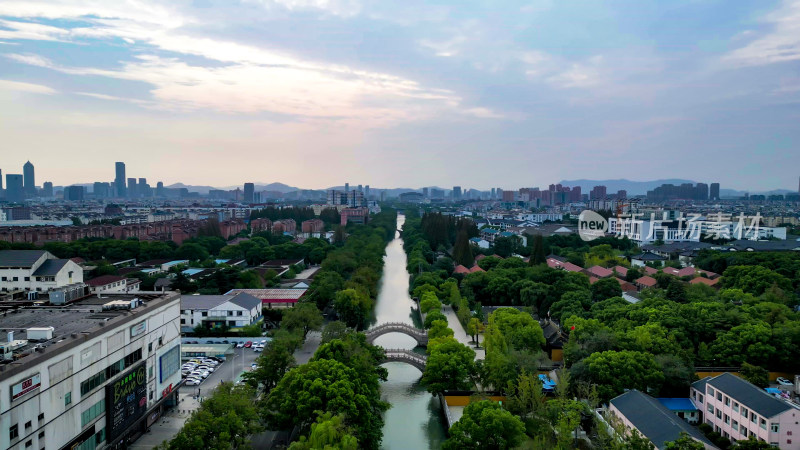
[{"left": 370, "top": 214, "right": 447, "bottom": 449}]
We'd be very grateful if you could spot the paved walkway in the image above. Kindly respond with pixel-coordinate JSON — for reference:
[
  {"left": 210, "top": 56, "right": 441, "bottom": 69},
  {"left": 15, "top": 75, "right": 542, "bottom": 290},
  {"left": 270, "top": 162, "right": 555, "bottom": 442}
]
[
  {"left": 293, "top": 266, "right": 320, "bottom": 279},
  {"left": 442, "top": 305, "right": 485, "bottom": 360},
  {"left": 128, "top": 394, "right": 200, "bottom": 449}
]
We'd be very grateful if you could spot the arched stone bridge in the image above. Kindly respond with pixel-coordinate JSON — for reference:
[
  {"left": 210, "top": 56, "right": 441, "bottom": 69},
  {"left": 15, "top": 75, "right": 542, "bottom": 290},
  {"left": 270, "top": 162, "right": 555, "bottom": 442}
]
[
  {"left": 381, "top": 349, "right": 427, "bottom": 371},
  {"left": 365, "top": 322, "right": 428, "bottom": 347}
]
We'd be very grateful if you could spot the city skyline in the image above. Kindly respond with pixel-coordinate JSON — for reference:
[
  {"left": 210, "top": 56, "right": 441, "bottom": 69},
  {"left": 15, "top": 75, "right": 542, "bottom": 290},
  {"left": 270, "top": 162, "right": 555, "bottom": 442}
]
[{"left": 0, "top": 1, "right": 798, "bottom": 189}]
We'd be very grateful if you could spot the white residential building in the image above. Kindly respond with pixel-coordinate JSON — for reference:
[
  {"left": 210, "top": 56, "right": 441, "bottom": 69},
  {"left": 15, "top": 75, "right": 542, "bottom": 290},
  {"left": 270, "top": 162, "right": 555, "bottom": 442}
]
[
  {"left": 180, "top": 293, "right": 263, "bottom": 332},
  {"left": 0, "top": 250, "right": 83, "bottom": 293}
]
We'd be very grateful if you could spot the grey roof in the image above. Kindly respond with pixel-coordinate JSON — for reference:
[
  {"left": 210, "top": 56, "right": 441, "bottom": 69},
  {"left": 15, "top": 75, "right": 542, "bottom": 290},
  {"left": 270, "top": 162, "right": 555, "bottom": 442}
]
[
  {"left": 181, "top": 295, "right": 232, "bottom": 310},
  {"left": 727, "top": 240, "right": 800, "bottom": 252},
  {"left": 642, "top": 242, "right": 713, "bottom": 253},
  {"left": 0, "top": 250, "right": 47, "bottom": 268},
  {"left": 691, "top": 376, "right": 711, "bottom": 392},
  {"left": 154, "top": 278, "right": 173, "bottom": 288},
  {"left": 229, "top": 293, "right": 261, "bottom": 310},
  {"left": 32, "top": 259, "right": 70, "bottom": 276},
  {"left": 707, "top": 372, "right": 796, "bottom": 418},
  {"left": 633, "top": 252, "right": 667, "bottom": 261},
  {"left": 610, "top": 390, "right": 715, "bottom": 449}
]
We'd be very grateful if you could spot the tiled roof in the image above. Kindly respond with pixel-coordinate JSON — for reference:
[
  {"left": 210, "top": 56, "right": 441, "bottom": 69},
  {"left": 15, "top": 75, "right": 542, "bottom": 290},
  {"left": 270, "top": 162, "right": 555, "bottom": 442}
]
[
  {"left": 0, "top": 250, "right": 47, "bottom": 268},
  {"left": 454, "top": 265, "right": 471, "bottom": 274},
  {"left": 469, "top": 265, "right": 485, "bottom": 273},
  {"left": 32, "top": 259, "right": 70, "bottom": 276},
  {"left": 643, "top": 266, "right": 659, "bottom": 275},
  {"left": 610, "top": 390, "right": 714, "bottom": 449},
  {"left": 635, "top": 276, "right": 657, "bottom": 287},
  {"left": 633, "top": 252, "right": 666, "bottom": 261},
  {"left": 690, "top": 277, "right": 719, "bottom": 286},
  {"left": 612, "top": 265, "right": 628, "bottom": 277},
  {"left": 85, "top": 275, "right": 125, "bottom": 286},
  {"left": 707, "top": 372, "right": 796, "bottom": 418},
  {"left": 677, "top": 267, "right": 697, "bottom": 277},
  {"left": 225, "top": 288, "right": 307, "bottom": 302},
  {"left": 586, "top": 265, "right": 613, "bottom": 278},
  {"left": 229, "top": 293, "right": 262, "bottom": 310}
]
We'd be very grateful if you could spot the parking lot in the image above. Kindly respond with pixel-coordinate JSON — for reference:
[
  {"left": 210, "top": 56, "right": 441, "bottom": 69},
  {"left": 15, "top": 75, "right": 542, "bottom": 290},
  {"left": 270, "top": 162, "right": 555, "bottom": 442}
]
[{"left": 182, "top": 345, "right": 263, "bottom": 398}]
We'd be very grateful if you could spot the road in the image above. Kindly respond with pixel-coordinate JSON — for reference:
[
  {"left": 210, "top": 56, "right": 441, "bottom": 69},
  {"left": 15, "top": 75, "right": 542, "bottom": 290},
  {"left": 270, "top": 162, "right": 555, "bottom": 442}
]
[{"left": 443, "top": 305, "right": 485, "bottom": 360}]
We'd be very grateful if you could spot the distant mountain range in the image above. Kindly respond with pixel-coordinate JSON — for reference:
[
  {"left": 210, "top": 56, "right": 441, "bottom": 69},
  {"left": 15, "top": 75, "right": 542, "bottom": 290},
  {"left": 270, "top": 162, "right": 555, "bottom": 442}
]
[{"left": 166, "top": 182, "right": 299, "bottom": 194}]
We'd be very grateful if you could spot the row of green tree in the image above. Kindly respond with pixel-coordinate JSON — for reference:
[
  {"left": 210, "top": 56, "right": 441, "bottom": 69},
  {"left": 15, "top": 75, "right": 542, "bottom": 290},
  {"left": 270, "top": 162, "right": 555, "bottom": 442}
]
[{"left": 250, "top": 206, "right": 340, "bottom": 225}]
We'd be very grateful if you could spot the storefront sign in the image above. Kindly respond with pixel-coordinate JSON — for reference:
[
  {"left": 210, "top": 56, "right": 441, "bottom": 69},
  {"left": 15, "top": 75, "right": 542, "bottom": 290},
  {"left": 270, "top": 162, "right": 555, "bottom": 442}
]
[
  {"left": 11, "top": 373, "right": 41, "bottom": 401},
  {"left": 130, "top": 320, "right": 147, "bottom": 338},
  {"left": 106, "top": 363, "right": 147, "bottom": 440}
]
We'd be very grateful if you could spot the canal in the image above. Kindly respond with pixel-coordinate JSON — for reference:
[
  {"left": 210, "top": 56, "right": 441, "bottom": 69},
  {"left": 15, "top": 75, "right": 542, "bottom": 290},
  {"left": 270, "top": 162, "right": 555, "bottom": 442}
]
[{"left": 370, "top": 213, "right": 447, "bottom": 449}]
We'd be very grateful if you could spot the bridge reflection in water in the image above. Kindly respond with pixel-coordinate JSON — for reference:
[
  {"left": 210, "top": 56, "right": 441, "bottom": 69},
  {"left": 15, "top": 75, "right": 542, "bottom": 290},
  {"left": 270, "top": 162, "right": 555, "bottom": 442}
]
[
  {"left": 382, "top": 349, "right": 428, "bottom": 371},
  {"left": 366, "top": 322, "right": 428, "bottom": 347}
]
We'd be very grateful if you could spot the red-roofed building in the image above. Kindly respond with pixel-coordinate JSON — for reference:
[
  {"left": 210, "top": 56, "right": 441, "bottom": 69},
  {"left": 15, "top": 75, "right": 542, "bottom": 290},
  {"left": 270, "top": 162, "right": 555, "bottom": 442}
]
[
  {"left": 663, "top": 267, "right": 681, "bottom": 276},
  {"left": 225, "top": 288, "right": 307, "bottom": 309},
  {"left": 475, "top": 254, "right": 487, "bottom": 262},
  {"left": 644, "top": 266, "right": 658, "bottom": 275},
  {"left": 469, "top": 265, "right": 485, "bottom": 273},
  {"left": 677, "top": 267, "right": 697, "bottom": 277},
  {"left": 85, "top": 275, "right": 134, "bottom": 293},
  {"left": 689, "top": 277, "right": 720, "bottom": 288},
  {"left": 697, "top": 269, "right": 720, "bottom": 279},
  {"left": 454, "top": 265, "right": 471, "bottom": 274},
  {"left": 635, "top": 276, "right": 657, "bottom": 290},
  {"left": 612, "top": 265, "right": 628, "bottom": 278},
  {"left": 586, "top": 265, "right": 614, "bottom": 278},
  {"left": 589, "top": 276, "right": 600, "bottom": 284},
  {"left": 616, "top": 278, "right": 638, "bottom": 292}
]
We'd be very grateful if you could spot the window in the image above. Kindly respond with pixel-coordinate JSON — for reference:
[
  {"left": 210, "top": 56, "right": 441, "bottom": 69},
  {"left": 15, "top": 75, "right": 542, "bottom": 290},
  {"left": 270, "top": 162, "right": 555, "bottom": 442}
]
[
  {"left": 227, "top": 311, "right": 233, "bottom": 316},
  {"left": 725, "top": 414, "right": 730, "bottom": 425},
  {"left": 742, "top": 428, "right": 748, "bottom": 437},
  {"left": 95, "top": 428, "right": 105, "bottom": 446},
  {"left": 81, "top": 372, "right": 106, "bottom": 396},
  {"left": 180, "top": 319, "right": 186, "bottom": 324},
  {"left": 742, "top": 408, "right": 748, "bottom": 419},
  {"left": 10, "top": 424, "right": 18, "bottom": 440},
  {"left": 698, "top": 394, "right": 704, "bottom": 403},
  {"left": 708, "top": 404, "right": 715, "bottom": 414},
  {"left": 38, "top": 431, "right": 44, "bottom": 439},
  {"left": 25, "top": 421, "right": 31, "bottom": 429},
  {"left": 12, "top": 276, "right": 18, "bottom": 281},
  {"left": 772, "top": 423, "right": 780, "bottom": 433},
  {"left": 37, "top": 413, "right": 43, "bottom": 422},
  {"left": 105, "top": 348, "right": 143, "bottom": 379},
  {"left": 80, "top": 399, "right": 105, "bottom": 427},
  {"left": 752, "top": 414, "right": 758, "bottom": 424},
  {"left": 65, "top": 391, "right": 72, "bottom": 406},
  {"left": 725, "top": 396, "right": 730, "bottom": 406},
  {"left": 717, "top": 392, "right": 723, "bottom": 401},
  {"left": 761, "top": 418, "right": 767, "bottom": 430},
  {"left": 25, "top": 440, "right": 31, "bottom": 447},
  {"left": 1, "top": 277, "right": 6, "bottom": 281},
  {"left": 148, "top": 342, "right": 153, "bottom": 352},
  {"left": 201, "top": 312, "right": 208, "bottom": 317},
  {"left": 717, "top": 409, "right": 722, "bottom": 419},
  {"left": 733, "top": 402, "right": 739, "bottom": 413},
  {"left": 24, "top": 277, "right": 30, "bottom": 281},
  {"left": 733, "top": 420, "right": 738, "bottom": 431},
  {"left": 237, "top": 311, "right": 243, "bottom": 316}
]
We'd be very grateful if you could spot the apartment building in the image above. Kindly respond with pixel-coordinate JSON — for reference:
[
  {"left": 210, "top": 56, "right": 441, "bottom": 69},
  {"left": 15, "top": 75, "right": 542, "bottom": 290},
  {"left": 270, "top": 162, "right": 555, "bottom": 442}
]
[
  {"left": 691, "top": 373, "right": 800, "bottom": 448},
  {"left": 0, "top": 250, "right": 83, "bottom": 293}
]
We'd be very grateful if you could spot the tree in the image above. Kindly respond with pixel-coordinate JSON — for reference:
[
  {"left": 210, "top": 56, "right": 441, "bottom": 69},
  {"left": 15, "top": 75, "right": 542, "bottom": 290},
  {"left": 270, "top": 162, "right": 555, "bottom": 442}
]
[
  {"left": 570, "top": 350, "right": 664, "bottom": 402},
  {"left": 530, "top": 234, "right": 546, "bottom": 265},
  {"left": 663, "top": 432, "right": 705, "bottom": 449},
  {"left": 428, "top": 320, "right": 454, "bottom": 340},
  {"left": 452, "top": 230, "right": 474, "bottom": 267},
  {"left": 467, "top": 317, "right": 484, "bottom": 345},
  {"left": 442, "top": 400, "right": 525, "bottom": 450},
  {"left": 309, "top": 271, "right": 345, "bottom": 310},
  {"left": 421, "top": 337, "right": 476, "bottom": 395},
  {"left": 419, "top": 292, "right": 442, "bottom": 314},
  {"left": 591, "top": 277, "right": 623, "bottom": 302},
  {"left": 334, "top": 288, "right": 373, "bottom": 329},
  {"left": 739, "top": 362, "right": 769, "bottom": 388},
  {"left": 243, "top": 338, "right": 296, "bottom": 393},
  {"left": 280, "top": 302, "right": 323, "bottom": 339},
  {"left": 733, "top": 437, "right": 778, "bottom": 449},
  {"left": 262, "top": 359, "right": 389, "bottom": 449},
  {"left": 423, "top": 310, "right": 447, "bottom": 329},
  {"left": 289, "top": 413, "right": 358, "bottom": 450},
  {"left": 321, "top": 321, "right": 349, "bottom": 343},
  {"left": 175, "top": 242, "right": 210, "bottom": 261},
  {"left": 164, "top": 383, "right": 261, "bottom": 450}
]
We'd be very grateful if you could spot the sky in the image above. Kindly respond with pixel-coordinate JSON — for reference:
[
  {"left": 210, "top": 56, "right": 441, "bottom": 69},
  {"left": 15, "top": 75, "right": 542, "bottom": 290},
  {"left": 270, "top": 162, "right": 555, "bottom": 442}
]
[{"left": 0, "top": 0, "right": 799, "bottom": 191}]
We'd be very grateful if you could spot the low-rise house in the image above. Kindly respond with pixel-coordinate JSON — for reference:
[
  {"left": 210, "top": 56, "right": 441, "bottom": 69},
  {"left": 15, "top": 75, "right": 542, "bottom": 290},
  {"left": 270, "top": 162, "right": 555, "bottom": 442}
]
[
  {"left": 469, "top": 237, "right": 490, "bottom": 249},
  {"left": 586, "top": 265, "right": 614, "bottom": 279},
  {"left": 635, "top": 276, "right": 658, "bottom": 290},
  {"left": 85, "top": 274, "right": 136, "bottom": 293},
  {"left": 632, "top": 252, "right": 667, "bottom": 268},
  {"left": 0, "top": 250, "right": 83, "bottom": 293},
  {"left": 691, "top": 373, "right": 800, "bottom": 448},
  {"left": 612, "top": 265, "right": 628, "bottom": 279},
  {"left": 658, "top": 398, "right": 701, "bottom": 424},
  {"left": 690, "top": 277, "right": 721, "bottom": 288},
  {"left": 608, "top": 390, "right": 716, "bottom": 449},
  {"left": 225, "top": 288, "right": 307, "bottom": 309},
  {"left": 180, "top": 292, "right": 262, "bottom": 332}
]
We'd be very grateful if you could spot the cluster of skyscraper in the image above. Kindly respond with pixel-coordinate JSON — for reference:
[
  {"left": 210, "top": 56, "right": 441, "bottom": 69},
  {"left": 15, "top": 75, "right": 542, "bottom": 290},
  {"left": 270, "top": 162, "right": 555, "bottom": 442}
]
[
  {"left": 326, "top": 183, "right": 370, "bottom": 207},
  {"left": 0, "top": 161, "right": 54, "bottom": 203},
  {"left": 112, "top": 162, "right": 164, "bottom": 199}
]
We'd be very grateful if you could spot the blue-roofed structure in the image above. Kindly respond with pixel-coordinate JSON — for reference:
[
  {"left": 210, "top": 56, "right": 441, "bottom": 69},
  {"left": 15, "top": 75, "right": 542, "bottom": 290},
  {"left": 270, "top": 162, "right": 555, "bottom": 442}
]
[{"left": 657, "top": 398, "right": 700, "bottom": 424}]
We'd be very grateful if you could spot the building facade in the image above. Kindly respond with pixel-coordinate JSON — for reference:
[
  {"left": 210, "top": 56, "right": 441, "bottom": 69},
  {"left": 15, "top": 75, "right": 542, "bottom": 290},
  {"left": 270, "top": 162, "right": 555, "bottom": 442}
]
[
  {"left": 0, "top": 250, "right": 84, "bottom": 293},
  {"left": 0, "top": 292, "right": 182, "bottom": 450}
]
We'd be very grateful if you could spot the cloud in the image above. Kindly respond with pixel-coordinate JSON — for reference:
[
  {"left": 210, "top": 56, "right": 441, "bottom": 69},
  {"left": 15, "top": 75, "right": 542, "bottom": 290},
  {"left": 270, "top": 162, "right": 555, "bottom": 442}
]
[
  {"left": 0, "top": 18, "right": 71, "bottom": 42},
  {"left": 244, "top": 0, "right": 362, "bottom": 18},
  {"left": 724, "top": 0, "right": 800, "bottom": 66},
  {"left": 0, "top": 79, "right": 56, "bottom": 94}
]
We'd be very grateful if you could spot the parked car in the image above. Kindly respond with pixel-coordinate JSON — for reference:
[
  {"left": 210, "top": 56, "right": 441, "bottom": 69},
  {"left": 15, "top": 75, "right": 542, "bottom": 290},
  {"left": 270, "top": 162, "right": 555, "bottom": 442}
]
[
  {"left": 185, "top": 378, "right": 200, "bottom": 386},
  {"left": 244, "top": 341, "right": 253, "bottom": 348},
  {"left": 776, "top": 377, "right": 793, "bottom": 386},
  {"left": 253, "top": 345, "right": 262, "bottom": 353},
  {"left": 236, "top": 342, "right": 245, "bottom": 348},
  {"left": 251, "top": 363, "right": 258, "bottom": 370}
]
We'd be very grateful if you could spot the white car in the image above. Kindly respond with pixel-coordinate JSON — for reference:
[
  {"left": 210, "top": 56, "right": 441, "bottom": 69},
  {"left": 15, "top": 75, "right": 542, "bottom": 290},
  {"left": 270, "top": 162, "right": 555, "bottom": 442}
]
[
  {"left": 253, "top": 345, "right": 263, "bottom": 352},
  {"left": 197, "top": 365, "right": 214, "bottom": 372},
  {"left": 184, "top": 378, "right": 200, "bottom": 386},
  {"left": 251, "top": 363, "right": 258, "bottom": 370},
  {"left": 776, "top": 377, "right": 793, "bottom": 386},
  {"left": 191, "top": 370, "right": 210, "bottom": 379},
  {"left": 236, "top": 342, "right": 245, "bottom": 348}
]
